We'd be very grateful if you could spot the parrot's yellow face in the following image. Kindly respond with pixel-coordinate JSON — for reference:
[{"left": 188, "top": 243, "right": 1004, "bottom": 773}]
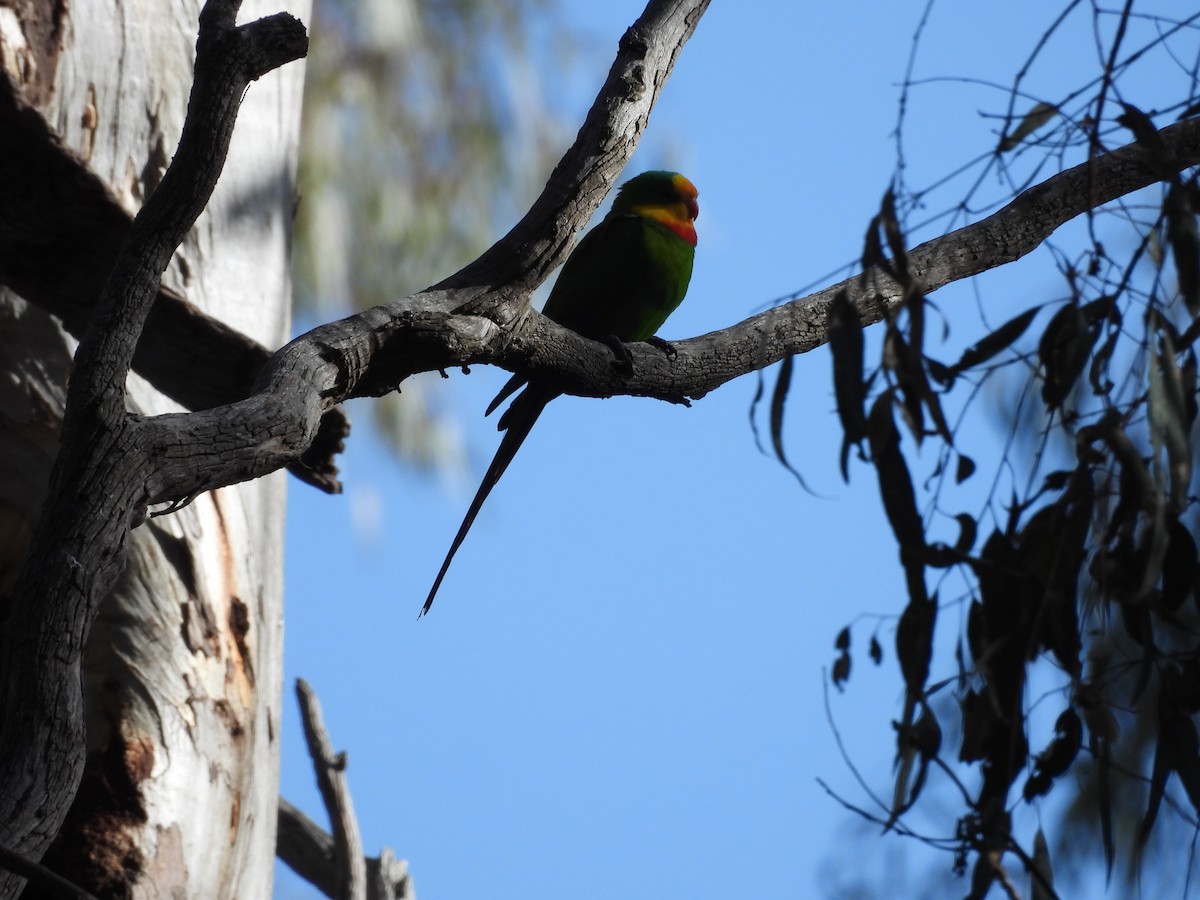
[{"left": 628, "top": 173, "right": 699, "bottom": 246}]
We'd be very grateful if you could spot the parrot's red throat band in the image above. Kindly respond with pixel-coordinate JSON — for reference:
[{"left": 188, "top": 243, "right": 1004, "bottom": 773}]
[{"left": 632, "top": 204, "right": 699, "bottom": 246}]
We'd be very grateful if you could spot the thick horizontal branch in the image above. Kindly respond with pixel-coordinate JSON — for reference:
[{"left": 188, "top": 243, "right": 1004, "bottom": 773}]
[
  {"left": 476, "top": 113, "right": 1200, "bottom": 404},
  {"left": 133, "top": 113, "right": 1200, "bottom": 512}
]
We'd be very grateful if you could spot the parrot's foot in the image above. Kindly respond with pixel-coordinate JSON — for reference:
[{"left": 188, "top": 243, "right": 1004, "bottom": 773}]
[
  {"left": 645, "top": 336, "right": 677, "bottom": 358},
  {"left": 601, "top": 335, "right": 635, "bottom": 376}
]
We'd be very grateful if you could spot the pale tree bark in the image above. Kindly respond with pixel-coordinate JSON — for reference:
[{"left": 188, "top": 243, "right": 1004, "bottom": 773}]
[{"left": 0, "top": 0, "right": 308, "bottom": 896}]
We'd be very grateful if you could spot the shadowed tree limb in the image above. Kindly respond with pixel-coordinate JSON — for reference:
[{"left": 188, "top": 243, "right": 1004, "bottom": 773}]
[{"left": 133, "top": 108, "right": 1200, "bottom": 519}]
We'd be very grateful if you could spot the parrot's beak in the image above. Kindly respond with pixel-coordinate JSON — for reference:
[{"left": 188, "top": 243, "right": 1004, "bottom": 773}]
[{"left": 687, "top": 198, "right": 699, "bottom": 221}]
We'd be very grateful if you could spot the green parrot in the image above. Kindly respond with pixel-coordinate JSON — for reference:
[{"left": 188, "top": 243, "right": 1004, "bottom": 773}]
[{"left": 422, "top": 170, "right": 699, "bottom": 614}]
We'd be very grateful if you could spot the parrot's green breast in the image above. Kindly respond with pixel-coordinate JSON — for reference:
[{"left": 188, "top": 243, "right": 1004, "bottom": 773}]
[{"left": 541, "top": 212, "right": 695, "bottom": 343}]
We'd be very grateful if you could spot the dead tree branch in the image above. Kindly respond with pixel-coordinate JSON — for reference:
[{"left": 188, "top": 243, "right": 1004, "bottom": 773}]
[
  {"left": 278, "top": 679, "right": 413, "bottom": 900},
  {"left": 294, "top": 679, "right": 367, "bottom": 900},
  {"left": 277, "top": 800, "right": 412, "bottom": 900}
]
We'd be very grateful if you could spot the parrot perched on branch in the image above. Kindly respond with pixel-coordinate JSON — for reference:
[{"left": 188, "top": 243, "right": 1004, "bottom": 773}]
[{"left": 421, "top": 170, "right": 700, "bottom": 614}]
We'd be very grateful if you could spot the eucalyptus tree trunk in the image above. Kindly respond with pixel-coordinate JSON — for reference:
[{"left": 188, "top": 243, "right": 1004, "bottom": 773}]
[{"left": 0, "top": 0, "right": 307, "bottom": 895}]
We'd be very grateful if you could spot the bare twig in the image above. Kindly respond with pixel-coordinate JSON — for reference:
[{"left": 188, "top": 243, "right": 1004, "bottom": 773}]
[
  {"left": 295, "top": 679, "right": 367, "bottom": 900},
  {"left": 0, "top": 844, "right": 99, "bottom": 900},
  {"left": 277, "top": 798, "right": 412, "bottom": 900}
]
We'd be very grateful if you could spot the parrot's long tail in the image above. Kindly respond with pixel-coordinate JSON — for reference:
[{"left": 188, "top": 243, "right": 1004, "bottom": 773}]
[
  {"left": 421, "top": 382, "right": 559, "bottom": 615},
  {"left": 485, "top": 373, "right": 527, "bottom": 417}
]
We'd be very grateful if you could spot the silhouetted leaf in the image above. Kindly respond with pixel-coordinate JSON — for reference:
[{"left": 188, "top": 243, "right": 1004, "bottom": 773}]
[
  {"left": 1089, "top": 320, "right": 1121, "bottom": 396},
  {"left": 832, "top": 652, "right": 851, "bottom": 691},
  {"left": 1095, "top": 733, "right": 1114, "bottom": 876},
  {"left": 1119, "top": 592, "right": 1154, "bottom": 651},
  {"left": 828, "top": 291, "right": 866, "bottom": 481},
  {"left": 748, "top": 368, "right": 766, "bottom": 454},
  {"left": 1148, "top": 323, "right": 1191, "bottom": 513},
  {"left": 869, "top": 635, "right": 883, "bottom": 665},
  {"left": 949, "top": 306, "right": 1040, "bottom": 374},
  {"left": 868, "top": 391, "right": 924, "bottom": 550},
  {"left": 1039, "top": 303, "right": 1094, "bottom": 410},
  {"left": 835, "top": 626, "right": 851, "bottom": 651},
  {"left": 1091, "top": 418, "right": 1155, "bottom": 546},
  {"left": 927, "top": 357, "right": 955, "bottom": 387},
  {"left": 971, "top": 531, "right": 1032, "bottom": 788},
  {"left": 956, "top": 454, "right": 976, "bottom": 484},
  {"left": 1023, "top": 708, "right": 1082, "bottom": 801},
  {"left": 999, "top": 102, "right": 1059, "bottom": 151},
  {"left": 1019, "top": 470, "right": 1090, "bottom": 677},
  {"left": 1041, "top": 469, "right": 1073, "bottom": 492},
  {"left": 885, "top": 329, "right": 926, "bottom": 443},
  {"left": 954, "top": 513, "right": 978, "bottom": 556},
  {"left": 880, "top": 187, "right": 909, "bottom": 283},
  {"left": 1167, "top": 181, "right": 1200, "bottom": 312},
  {"left": 1162, "top": 519, "right": 1198, "bottom": 610},
  {"left": 1156, "top": 678, "right": 1200, "bottom": 820},
  {"left": 1142, "top": 710, "right": 1178, "bottom": 844},
  {"left": 1080, "top": 293, "right": 1117, "bottom": 326},
  {"left": 888, "top": 703, "right": 944, "bottom": 831},
  {"left": 1031, "top": 827, "right": 1055, "bottom": 900},
  {"left": 1182, "top": 349, "right": 1198, "bottom": 425},
  {"left": 769, "top": 355, "right": 816, "bottom": 493},
  {"left": 1118, "top": 102, "right": 1173, "bottom": 177},
  {"left": 967, "top": 600, "right": 986, "bottom": 662}
]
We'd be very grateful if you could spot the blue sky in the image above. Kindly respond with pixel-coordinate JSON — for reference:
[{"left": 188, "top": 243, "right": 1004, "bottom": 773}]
[{"left": 275, "top": 2, "right": 1194, "bottom": 897}]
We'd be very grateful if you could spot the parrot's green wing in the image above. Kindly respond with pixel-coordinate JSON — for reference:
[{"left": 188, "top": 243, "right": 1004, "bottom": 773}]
[
  {"left": 483, "top": 212, "right": 694, "bottom": 418},
  {"left": 543, "top": 212, "right": 695, "bottom": 342}
]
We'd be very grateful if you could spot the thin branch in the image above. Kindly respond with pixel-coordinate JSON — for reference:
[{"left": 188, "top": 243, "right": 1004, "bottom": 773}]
[
  {"left": 0, "top": 844, "right": 99, "bottom": 900},
  {"left": 277, "top": 798, "right": 338, "bottom": 894},
  {"left": 449, "top": 0, "right": 713, "bottom": 308},
  {"left": 277, "top": 798, "right": 413, "bottom": 900},
  {"left": 295, "top": 679, "right": 367, "bottom": 900}
]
